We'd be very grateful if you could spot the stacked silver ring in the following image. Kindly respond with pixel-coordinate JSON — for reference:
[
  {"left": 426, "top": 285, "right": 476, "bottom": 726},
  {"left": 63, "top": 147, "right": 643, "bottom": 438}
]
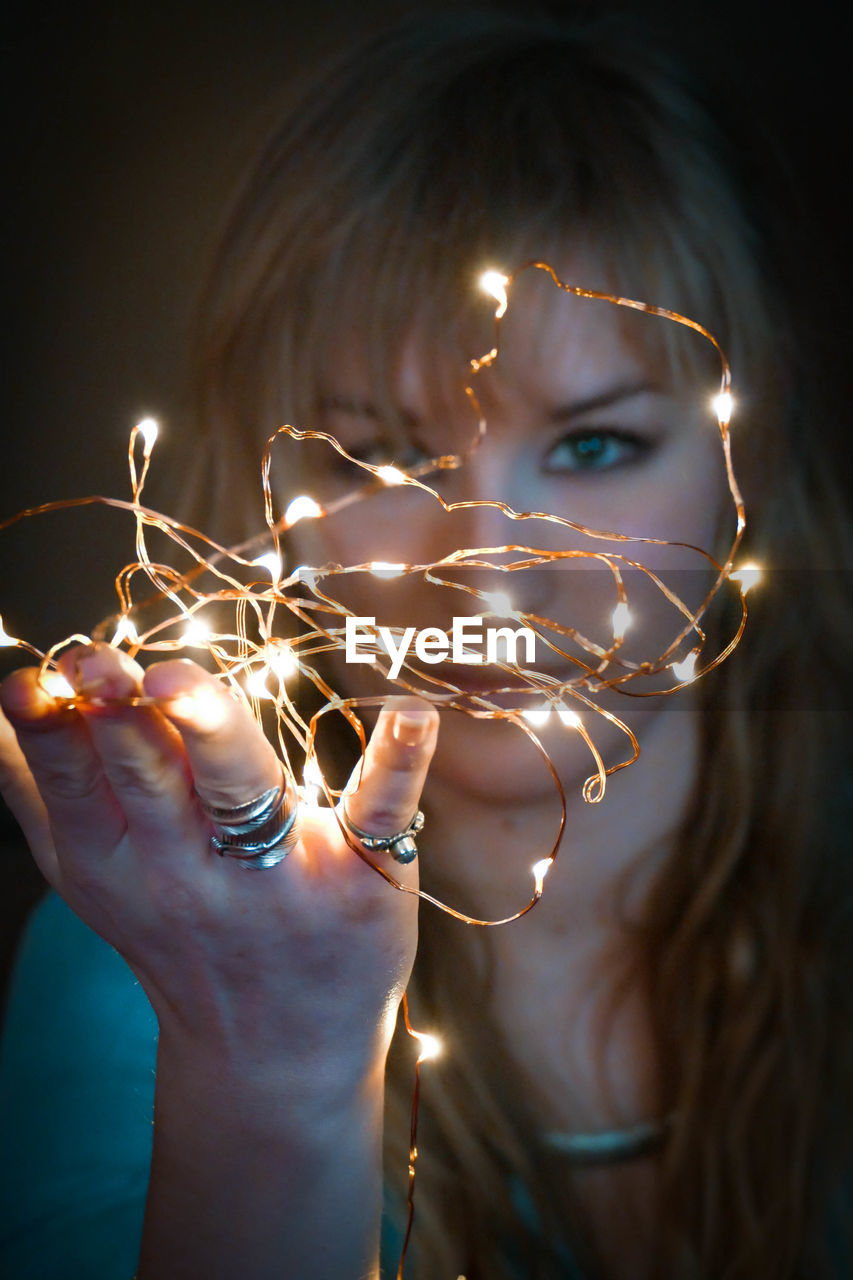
[{"left": 201, "top": 766, "right": 299, "bottom": 869}]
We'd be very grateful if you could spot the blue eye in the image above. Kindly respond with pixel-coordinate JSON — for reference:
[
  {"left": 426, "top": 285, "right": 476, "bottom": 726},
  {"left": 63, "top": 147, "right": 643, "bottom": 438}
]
[{"left": 544, "top": 429, "right": 649, "bottom": 473}]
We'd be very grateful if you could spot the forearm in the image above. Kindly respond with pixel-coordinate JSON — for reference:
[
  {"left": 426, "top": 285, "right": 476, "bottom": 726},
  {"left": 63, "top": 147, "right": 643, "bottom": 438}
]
[{"left": 139, "top": 1037, "right": 386, "bottom": 1280}]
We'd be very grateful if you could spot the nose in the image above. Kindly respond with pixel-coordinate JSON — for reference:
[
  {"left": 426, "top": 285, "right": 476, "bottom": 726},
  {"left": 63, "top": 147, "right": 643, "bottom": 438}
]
[{"left": 413, "top": 451, "right": 558, "bottom": 622}]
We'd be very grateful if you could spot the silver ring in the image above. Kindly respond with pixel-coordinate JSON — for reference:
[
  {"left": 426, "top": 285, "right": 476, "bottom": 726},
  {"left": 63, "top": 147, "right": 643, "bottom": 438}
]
[
  {"left": 198, "top": 764, "right": 299, "bottom": 870},
  {"left": 340, "top": 805, "right": 424, "bottom": 865}
]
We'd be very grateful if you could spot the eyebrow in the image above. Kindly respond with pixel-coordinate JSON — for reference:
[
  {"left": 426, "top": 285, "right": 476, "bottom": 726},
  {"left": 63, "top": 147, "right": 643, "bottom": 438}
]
[{"left": 548, "top": 380, "right": 661, "bottom": 421}]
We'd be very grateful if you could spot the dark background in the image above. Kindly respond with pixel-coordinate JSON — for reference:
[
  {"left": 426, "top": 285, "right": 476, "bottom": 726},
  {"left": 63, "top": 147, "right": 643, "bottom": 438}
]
[{"left": 2, "top": 0, "right": 851, "bottom": 972}]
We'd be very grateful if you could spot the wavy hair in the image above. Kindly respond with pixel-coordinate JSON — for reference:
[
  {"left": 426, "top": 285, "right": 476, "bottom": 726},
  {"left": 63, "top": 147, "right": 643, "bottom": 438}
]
[{"left": 193, "top": 9, "right": 853, "bottom": 1276}]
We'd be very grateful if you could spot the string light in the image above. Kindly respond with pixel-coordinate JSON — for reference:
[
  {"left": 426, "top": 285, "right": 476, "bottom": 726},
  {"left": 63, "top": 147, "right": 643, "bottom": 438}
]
[{"left": 0, "top": 259, "right": 757, "bottom": 1277}]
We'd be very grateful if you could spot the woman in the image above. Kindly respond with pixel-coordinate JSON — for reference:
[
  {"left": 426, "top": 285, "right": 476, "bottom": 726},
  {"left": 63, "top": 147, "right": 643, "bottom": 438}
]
[{"left": 1, "top": 9, "right": 851, "bottom": 1278}]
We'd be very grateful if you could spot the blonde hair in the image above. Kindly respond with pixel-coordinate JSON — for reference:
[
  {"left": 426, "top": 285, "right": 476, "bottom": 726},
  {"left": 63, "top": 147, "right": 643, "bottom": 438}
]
[{"left": 194, "top": 10, "right": 853, "bottom": 1276}]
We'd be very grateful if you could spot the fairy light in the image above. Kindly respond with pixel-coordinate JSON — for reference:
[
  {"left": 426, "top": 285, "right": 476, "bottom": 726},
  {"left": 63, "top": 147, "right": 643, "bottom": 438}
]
[
  {"left": 182, "top": 617, "right": 212, "bottom": 647},
  {"left": 368, "top": 561, "right": 406, "bottom": 578},
  {"left": 481, "top": 590, "right": 513, "bottom": 616},
  {"left": 111, "top": 616, "right": 139, "bottom": 646},
  {"left": 0, "top": 615, "right": 20, "bottom": 647},
  {"left": 712, "top": 390, "right": 734, "bottom": 426},
  {"left": 479, "top": 268, "right": 509, "bottom": 318},
  {"left": 41, "top": 671, "right": 75, "bottom": 700},
  {"left": 556, "top": 703, "right": 582, "bottom": 728},
  {"left": 611, "top": 601, "right": 632, "bottom": 640},
  {"left": 136, "top": 416, "right": 159, "bottom": 453},
  {"left": 246, "top": 668, "right": 274, "bottom": 700},
  {"left": 521, "top": 705, "right": 551, "bottom": 727},
  {"left": 302, "top": 756, "right": 324, "bottom": 807},
  {"left": 1, "top": 259, "right": 754, "bottom": 1278},
  {"left": 532, "top": 857, "right": 553, "bottom": 894},
  {"left": 730, "top": 562, "right": 762, "bottom": 594},
  {"left": 284, "top": 494, "right": 323, "bottom": 525},
  {"left": 671, "top": 651, "right": 699, "bottom": 683},
  {"left": 376, "top": 464, "right": 408, "bottom": 486},
  {"left": 252, "top": 552, "right": 283, "bottom": 583}
]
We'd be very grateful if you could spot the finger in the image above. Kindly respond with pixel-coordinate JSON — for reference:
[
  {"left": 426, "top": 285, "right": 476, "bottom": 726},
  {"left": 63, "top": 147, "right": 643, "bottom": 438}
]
[
  {"left": 143, "top": 660, "right": 287, "bottom": 814},
  {"left": 341, "top": 697, "right": 439, "bottom": 859},
  {"left": 58, "top": 644, "right": 199, "bottom": 849},
  {"left": 0, "top": 666, "right": 126, "bottom": 860},
  {"left": 0, "top": 700, "right": 59, "bottom": 884}
]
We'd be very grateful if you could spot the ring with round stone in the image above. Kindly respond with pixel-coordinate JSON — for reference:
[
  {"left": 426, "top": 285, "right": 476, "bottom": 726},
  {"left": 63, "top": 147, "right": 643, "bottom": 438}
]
[{"left": 340, "top": 805, "right": 424, "bottom": 865}]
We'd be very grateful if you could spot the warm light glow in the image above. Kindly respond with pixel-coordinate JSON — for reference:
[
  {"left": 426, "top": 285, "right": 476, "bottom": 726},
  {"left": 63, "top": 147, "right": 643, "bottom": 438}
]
[
  {"left": 265, "top": 642, "right": 297, "bottom": 679},
  {"left": 41, "top": 671, "right": 75, "bottom": 700},
  {"left": 182, "top": 618, "right": 211, "bottom": 647},
  {"left": 167, "top": 686, "right": 227, "bottom": 732},
  {"left": 245, "top": 668, "right": 274, "bottom": 700},
  {"left": 0, "top": 615, "right": 20, "bottom": 647},
  {"left": 522, "top": 704, "right": 551, "bottom": 727},
  {"left": 253, "top": 553, "right": 283, "bottom": 583},
  {"left": 482, "top": 590, "right": 513, "bottom": 616},
  {"left": 136, "top": 417, "right": 159, "bottom": 453},
  {"left": 556, "top": 702, "right": 581, "bottom": 728},
  {"left": 712, "top": 390, "right": 734, "bottom": 426},
  {"left": 532, "top": 857, "right": 553, "bottom": 893},
  {"left": 111, "top": 616, "right": 139, "bottom": 646},
  {"left": 611, "top": 601, "right": 632, "bottom": 638},
  {"left": 730, "top": 562, "right": 762, "bottom": 595},
  {"left": 479, "top": 269, "right": 509, "bottom": 318},
  {"left": 412, "top": 1030, "right": 442, "bottom": 1063},
  {"left": 376, "top": 464, "right": 407, "bottom": 486},
  {"left": 284, "top": 494, "right": 322, "bottom": 525},
  {"left": 301, "top": 756, "right": 324, "bottom": 807},
  {"left": 368, "top": 561, "right": 406, "bottom": 578},
  {"left": 671, "top": 651, "right": 699, "bottom": 683}
]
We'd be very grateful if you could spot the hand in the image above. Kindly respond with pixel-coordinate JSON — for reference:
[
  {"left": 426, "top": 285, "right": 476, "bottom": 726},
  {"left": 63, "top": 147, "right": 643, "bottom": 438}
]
[{"left": 0, "top": 645, "right": 439, "bottom": 1083}]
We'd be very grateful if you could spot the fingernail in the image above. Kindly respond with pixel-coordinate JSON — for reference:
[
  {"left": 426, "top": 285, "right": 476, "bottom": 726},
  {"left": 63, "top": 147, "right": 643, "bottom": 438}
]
[
  {"left": 75, "top": 647, "right": 138, "bottom": 699},
  {"left": 392, "top": 707, "right": 432, "bottom": 746}
]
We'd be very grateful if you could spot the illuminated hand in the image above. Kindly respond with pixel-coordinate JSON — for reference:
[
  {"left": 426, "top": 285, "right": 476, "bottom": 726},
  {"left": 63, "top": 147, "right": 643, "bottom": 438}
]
[{"left": 0, "top": 646, "right": 439, "bottom": 1077}]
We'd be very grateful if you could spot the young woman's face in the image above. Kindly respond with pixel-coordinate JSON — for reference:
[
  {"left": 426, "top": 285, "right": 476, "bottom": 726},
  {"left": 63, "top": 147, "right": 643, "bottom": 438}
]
[{"left": 286, "top": 267, "right": 732, "bottom": 804}]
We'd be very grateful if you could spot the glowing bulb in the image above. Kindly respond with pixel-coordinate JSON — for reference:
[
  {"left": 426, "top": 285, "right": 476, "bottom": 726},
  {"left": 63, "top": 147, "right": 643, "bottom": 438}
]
[
  {"left": 412, "top": 1031, "right": 442, "bottom": 1063},
  {"left": 482, "top": 590, "right": 513, "bottom": 616},
  {"left": 532, "top": 857, "right": 553, "bottom": 893},
  {"left": 41, "top": 671, "right": 75, "bottom": 700},
  {"left": 167, "top": 686, "right": 226, "bottom": 732},
  {"left": 522, "top": 705, "right": 551, "bottom": 727},
  {"left": 671, "top": 651, "right": 699, "bottom": 683},
  {"left": 711, "top": 391, "right": 734, "bottom": 426},
  {"left": 182, "top": 618, "right": 211, "bottom": 647},
  {"left": 301, "top": 756, "right": 323, "bottom": 807},
  {"left": 730, "top": 563, "right": 762, "bottom": 595},
  {"left": 246, "top": 668, "right": 274, "bottom": 700},
  {"left": 611, "top": 602, "right": 632, "bottom": 639},
  {"left": 479, "top": 269, "right": 509, "bottom": 319},
  {"left": 266, "top": 643, "right": 297, "bottom": 679},
  {"left": 284, "top": 494, "right": 322, "bottom": 525},
  {"left": 368, "top": 561, "right": 405, "bottom": 578},
  {"left": 0, "top": 615, "right": 20, "bottom": 647},
  {"left": 376, "top": 464, "right": 407, "bottom": 486},
  {"left": 111, "top": 616, "right": 138, "bottom": 646},
  {"left": 252, "top": 553, "right": 282, "bottom": 583},
  {"left": 556, "top": 703, "right": 581, "bottom": 728},
  {"left": 136, "top": 417, "right": 159, "bottom": 453}
]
